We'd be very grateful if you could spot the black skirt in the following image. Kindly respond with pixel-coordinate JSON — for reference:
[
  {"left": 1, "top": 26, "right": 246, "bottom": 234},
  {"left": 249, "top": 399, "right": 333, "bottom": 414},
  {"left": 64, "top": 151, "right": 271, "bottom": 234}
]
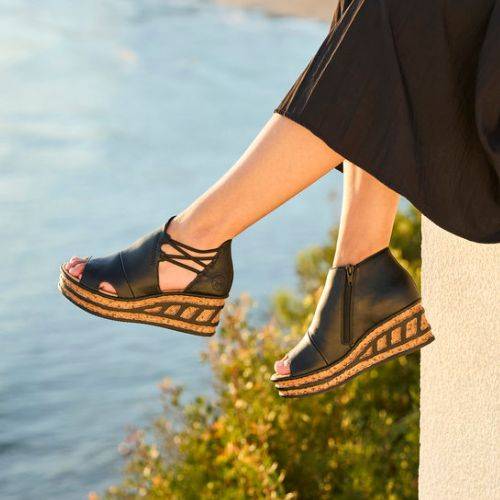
[{"left": 276, "top": 0, "right": 500, "bottom": 243}]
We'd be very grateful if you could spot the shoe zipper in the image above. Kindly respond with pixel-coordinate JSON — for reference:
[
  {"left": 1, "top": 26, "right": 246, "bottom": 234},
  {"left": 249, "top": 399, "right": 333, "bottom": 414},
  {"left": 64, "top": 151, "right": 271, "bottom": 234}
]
[{"left": 342, "top": 264, "right": 355, "bottom": 345}]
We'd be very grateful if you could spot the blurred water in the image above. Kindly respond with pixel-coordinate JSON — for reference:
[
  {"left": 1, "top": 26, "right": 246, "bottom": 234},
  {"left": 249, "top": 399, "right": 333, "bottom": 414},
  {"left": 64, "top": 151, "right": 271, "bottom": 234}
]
[{"left": 0, "top": 1, "right": 338, "bottom": 498}]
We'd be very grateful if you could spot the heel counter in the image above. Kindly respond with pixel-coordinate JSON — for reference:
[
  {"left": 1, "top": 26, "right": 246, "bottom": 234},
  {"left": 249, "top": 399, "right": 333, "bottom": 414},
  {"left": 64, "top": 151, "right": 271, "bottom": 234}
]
[
  {"left": 352, "top": 248, "right": 421, "bottom": 342},
  {"left": 185, "top": 239, "right": 234, "bottom": 297},
  {"left": 216, "top": 239, "right": 234, "bottom": 295},
  {"left": 386, "top": 249, "right": 421, "bottom": 304}
]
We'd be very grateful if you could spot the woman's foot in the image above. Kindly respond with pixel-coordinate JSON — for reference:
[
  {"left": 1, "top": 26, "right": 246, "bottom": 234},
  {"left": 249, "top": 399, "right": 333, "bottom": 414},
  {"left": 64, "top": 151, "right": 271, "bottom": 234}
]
[
  {"left": 64, "top": 218, "right": 225, "bottom": 296},
  {"left": 274, "top": 245, "right": 396, "bottom": 376},
  {"left": 59, "top": 217, "right": 234, "bottom": 335},
  {"left": 271, "top": 248, "right": 433, "bottom": 397}
]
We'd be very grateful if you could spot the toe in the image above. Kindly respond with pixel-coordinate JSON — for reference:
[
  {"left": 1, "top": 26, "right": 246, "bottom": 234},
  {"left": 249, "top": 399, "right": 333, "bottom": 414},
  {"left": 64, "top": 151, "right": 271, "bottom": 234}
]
[
  {"left": 65, "top": 257, "right": 81, "bottom": 272},
  {"left": 68, "top": 256, "right": 87, "bottom": 269},
  {"left": 274, "top": 356, "right": 291, "bottom": 376},
  {"left": 68, "top": 261, "right": 86, "bottom": 279},
  {"left": 99, "top": 281, "right": 117, "bottom": 296}
]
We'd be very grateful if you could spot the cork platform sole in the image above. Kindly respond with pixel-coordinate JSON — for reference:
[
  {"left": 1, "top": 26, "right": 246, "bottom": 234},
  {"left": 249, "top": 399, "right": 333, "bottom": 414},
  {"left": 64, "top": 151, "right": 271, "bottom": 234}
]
[
  {"left": 273, "top": 302, "right": 433, "bottom": 398},
  {"left": 58, "top": 267, "right": 226, "bottom": 336}
]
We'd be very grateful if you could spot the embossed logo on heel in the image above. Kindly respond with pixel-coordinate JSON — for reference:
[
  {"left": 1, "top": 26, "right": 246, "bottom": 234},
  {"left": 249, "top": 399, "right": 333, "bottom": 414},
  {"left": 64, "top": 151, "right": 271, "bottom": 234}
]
[{"left": 211, "top": 274, "right": 226, "bottom": 292}]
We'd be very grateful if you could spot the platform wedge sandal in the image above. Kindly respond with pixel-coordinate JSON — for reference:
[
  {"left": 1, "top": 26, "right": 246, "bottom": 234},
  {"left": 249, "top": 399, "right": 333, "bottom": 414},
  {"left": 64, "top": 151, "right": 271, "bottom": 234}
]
[
  {"left": 58, "top": 217, "right": 233, "bottom": 336},
  {"left": 271, "top": 248, "right": 434, "bottom": 397}
]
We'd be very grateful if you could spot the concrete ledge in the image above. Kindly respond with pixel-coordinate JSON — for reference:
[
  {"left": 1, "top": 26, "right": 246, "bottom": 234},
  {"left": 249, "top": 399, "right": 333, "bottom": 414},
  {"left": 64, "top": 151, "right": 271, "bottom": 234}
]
[{"left": 419, "top": 217, "right": 500, "bottom": 499}]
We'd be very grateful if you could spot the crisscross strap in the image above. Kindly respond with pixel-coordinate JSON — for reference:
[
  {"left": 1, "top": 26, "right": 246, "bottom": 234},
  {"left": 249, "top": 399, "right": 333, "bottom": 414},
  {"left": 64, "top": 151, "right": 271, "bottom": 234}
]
[{"left": 159, "top": 236, "right": 219, "bottom": 275}]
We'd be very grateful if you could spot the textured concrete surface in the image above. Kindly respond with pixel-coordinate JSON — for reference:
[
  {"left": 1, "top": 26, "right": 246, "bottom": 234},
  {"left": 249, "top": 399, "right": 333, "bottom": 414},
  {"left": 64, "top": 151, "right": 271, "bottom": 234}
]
[{"left": 419, "top": 218, "right": 500, "bottom": 499}]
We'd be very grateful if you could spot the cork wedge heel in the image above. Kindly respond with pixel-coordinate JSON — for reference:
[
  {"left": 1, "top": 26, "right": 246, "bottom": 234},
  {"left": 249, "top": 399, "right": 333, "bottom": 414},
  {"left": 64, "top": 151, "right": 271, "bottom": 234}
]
[
  {"left": 58, "top": 269, "right": 226, "bottom": 336},
  {"left": 270, "top": 248, "right": 433, "bottom": 398},
  {"left": 273, "top": 301, "right": 434, "bottom": 397},
  {"left": 58, "top": 217, "right": 233, "bottom": 336}
]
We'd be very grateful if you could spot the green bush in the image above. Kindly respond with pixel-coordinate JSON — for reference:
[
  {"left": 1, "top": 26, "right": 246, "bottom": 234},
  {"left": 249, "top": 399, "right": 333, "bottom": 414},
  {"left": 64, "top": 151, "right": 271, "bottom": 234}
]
[{"left": 101, "top": 207, "right": 421, "bottom": 500}]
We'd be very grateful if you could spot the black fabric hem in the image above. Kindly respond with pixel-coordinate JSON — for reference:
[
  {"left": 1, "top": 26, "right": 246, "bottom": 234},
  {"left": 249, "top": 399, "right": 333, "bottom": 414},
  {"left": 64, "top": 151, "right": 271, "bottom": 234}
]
[{"left": 273, "top": 108, "right": 499, "bottom": 244}]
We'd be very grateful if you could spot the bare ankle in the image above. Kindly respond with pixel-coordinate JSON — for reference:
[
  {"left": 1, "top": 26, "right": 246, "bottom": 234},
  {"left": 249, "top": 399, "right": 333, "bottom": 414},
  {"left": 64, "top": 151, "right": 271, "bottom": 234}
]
[
  {"left": 167, "top": 215, "right": 229, "bottom": 249},
  {"left": 333, "top": 243, "right": 389, "bottom": 267}
]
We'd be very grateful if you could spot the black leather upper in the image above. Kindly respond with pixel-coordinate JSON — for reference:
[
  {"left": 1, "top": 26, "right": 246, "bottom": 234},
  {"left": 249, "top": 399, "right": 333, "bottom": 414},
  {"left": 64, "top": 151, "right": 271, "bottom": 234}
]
[
  {"left": 184, "top": 240, "right": 233, "bottom": 296},
  {"left": 288, "top": 248, "right": 420, "bottom": 377},
  {"left": 80, "top": 220, "right": 233, "bottom": 299}
]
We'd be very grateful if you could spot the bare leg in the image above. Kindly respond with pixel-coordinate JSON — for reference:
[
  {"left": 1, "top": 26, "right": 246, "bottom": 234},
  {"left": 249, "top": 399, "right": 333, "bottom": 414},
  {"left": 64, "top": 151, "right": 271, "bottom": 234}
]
[
  {"left": 274, "top": 161, "right": 400, "bottom": 375},
  {"left": 333, "top": 161, "right": 399, "bottom": 265},
  {"left": 66, "top": 114, "right": 343, "bottom": 293}
]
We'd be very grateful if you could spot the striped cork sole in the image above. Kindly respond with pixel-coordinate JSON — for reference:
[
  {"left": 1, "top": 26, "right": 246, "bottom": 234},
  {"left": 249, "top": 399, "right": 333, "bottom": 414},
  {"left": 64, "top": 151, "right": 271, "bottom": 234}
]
[
  {"left": 58, "top": 267, "right": 226, "bottom": 336},
  {"left": 273, "top": 302, "right": 433, "bottom": 398}
]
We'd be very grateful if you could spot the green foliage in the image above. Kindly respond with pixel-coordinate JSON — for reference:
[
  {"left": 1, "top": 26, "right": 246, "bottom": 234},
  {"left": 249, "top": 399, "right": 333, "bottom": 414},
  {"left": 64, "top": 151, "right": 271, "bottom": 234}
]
[{"left": 101, "top": 207, "right": 421, "bottom": 500}]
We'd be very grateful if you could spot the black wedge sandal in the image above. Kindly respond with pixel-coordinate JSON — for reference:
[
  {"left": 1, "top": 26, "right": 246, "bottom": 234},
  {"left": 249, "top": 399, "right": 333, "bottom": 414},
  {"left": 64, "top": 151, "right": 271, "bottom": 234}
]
[
  {"left": 58, "top": 217, "right": 233, "bottom": 336},
  {"left": 271, "top": 248, "right": 434, "bottom": 397}
]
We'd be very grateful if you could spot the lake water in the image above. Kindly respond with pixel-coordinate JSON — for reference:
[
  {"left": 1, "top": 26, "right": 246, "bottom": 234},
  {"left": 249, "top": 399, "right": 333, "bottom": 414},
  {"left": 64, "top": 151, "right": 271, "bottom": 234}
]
[{"left": 0, "top": 1, "right": 338, "bottom": 498}]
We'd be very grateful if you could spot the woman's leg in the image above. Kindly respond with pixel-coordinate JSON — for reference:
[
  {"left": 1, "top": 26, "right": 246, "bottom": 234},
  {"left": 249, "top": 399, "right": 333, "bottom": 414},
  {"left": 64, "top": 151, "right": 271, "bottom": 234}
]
[
  {"left": 274, "top": 161, "right": 400, "bottom": 375},
  {"left": 333, "top": 161, "right": 400, "bottom": 265},
  {"left": 66, "top": 114, "right": 343, "bottom": 293}
]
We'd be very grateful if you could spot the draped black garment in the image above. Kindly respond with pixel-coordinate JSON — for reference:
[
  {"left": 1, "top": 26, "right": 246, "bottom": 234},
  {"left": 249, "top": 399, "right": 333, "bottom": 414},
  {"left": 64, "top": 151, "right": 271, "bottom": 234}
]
[{"left": 276, "top": 0, "right": 500, "bottom": 243}]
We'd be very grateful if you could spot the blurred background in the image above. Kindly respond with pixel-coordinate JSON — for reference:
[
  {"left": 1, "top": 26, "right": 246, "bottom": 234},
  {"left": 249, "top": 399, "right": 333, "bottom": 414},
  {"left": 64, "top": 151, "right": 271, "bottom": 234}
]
[{"left": 0, "top": 1, "right": 344, "bottom": 497}]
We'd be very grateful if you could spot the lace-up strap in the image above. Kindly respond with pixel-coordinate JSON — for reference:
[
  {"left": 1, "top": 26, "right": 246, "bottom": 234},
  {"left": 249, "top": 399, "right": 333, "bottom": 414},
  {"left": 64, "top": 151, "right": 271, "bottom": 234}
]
[{"left": 159, "top": 237, "right": 219, "bottom": 274}]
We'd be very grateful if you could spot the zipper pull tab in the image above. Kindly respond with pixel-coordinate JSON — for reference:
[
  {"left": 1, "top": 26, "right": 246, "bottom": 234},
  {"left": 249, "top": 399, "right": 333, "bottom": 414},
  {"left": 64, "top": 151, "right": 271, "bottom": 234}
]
[{"left": 346, "top": 264, "right": 354, "bottom": 284}]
